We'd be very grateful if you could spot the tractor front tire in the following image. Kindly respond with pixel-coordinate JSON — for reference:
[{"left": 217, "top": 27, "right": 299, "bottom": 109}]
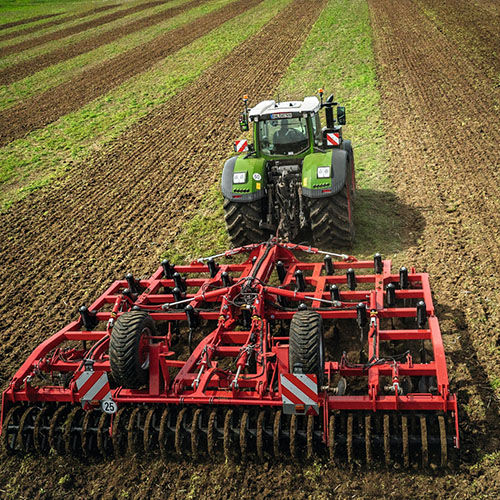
[
  {"left": 289, "top": 310, "right": 325, "bottom": 389},
  {"left": 307, "top": 185, "right": 354, "bottom": 249},
  {"left": 223, "top": 198, "right": 267, "bottom": 247},
  {"left": 109, "top": 311, "right": 155, "bottom": 389}
]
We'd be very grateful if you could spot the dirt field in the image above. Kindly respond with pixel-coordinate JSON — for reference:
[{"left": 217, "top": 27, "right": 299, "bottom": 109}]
[
  {"left": 0, "top": 0, "right": 266, "bottom": 146},
  {"left": 0, "top": 0, "right": 499, "bottom": 498},
  {"left": 0, "top": 2, "right": 160, "bottom": 55},
  {"left": 0, "top": 4, "right": 120, "bottom": 43},
  {"left": 0, "top": 0, "right": 205, "bottom": 85}
]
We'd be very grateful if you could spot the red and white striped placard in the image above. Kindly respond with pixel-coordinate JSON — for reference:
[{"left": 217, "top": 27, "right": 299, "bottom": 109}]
[
  {"left": 234, "top": 139, "right": 248, "bottom": 153},
  {"left": 76, "top": 369, "right": 112, "bottom": 403},
  {"left": 326, "top": 132, "right": 340, "bottom": 146},
  {"left": 280, "top": 373, "right": 319, "bottom": 415}
]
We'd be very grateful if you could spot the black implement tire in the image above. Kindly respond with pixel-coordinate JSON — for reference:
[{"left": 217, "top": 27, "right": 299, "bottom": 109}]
[
  {"left": 307, "top": 184, "right": 354, "bottom": 249},
  {"left": 109, "top": 311, "right": 155, "bottom": 389},
  {"left": 223, "top": 198, "right": 267, "bottom": 247},
  {"left": 289, "top": 311, "right": 325, "bottom": 389}
]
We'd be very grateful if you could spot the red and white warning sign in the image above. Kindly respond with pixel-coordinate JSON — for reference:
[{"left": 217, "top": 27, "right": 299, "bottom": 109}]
[
  {"left": 234, "top": 139, "right": 249, "bottom": 153},
  {"left": 75, "top": 368, "right": 117, "bottom": 414},
  {"left": 280, "top": 373, "right": 319, "bottom": 415},
  {"left": 326, "top": 132, "right": 340, "bottom": 147}
]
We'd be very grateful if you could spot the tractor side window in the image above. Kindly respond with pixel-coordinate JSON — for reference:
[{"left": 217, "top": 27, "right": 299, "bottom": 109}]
[
  {"left": 311, "top": 114, "right": 322, "bottom": 146},
  {"left": 258, "top": 118, "right": 309, "bottom": 155}
]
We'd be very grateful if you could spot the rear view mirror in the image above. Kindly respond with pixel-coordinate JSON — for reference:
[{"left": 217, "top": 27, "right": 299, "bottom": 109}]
[
  {"left": 239, "top": 113, "right": 249, "bottom": 132},
  {"left": 337, "top": 106, "right": 346, "bottom": 125}
]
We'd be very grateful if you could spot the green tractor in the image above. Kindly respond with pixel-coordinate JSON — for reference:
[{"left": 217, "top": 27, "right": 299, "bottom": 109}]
[{"left": 221, "top": 90, "right": 355, "bottom": 248}]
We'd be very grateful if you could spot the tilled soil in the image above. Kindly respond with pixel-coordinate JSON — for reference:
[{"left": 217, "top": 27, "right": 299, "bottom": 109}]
[
  {"left": 0, "top": 13, "right": 62, "bottom": 32},
  {"left": 0, "top": 0, "right": 263, "bottom": 146},
  {"left": 367, "top": 0, "right": 500, "bottom": 398},
  {"left": 0, "top": 1, "right": 164, "bottom": 56},
  {"left": 0, "top": 0, "right": 206, "bottom": 86},
  {"left": 0, "top": 4, "right": 120, "bottom": 43},
  {"left": 416, "top": 0, "right": 500, "bottom": 81}
]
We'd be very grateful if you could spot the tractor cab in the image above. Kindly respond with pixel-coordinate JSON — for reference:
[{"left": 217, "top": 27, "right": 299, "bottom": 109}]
[
  {"left": 250, "top": 98, "right": 319, "bottom": 157},
  {"left": 238, "top": 90, "right": 346, "bottom": 158}
]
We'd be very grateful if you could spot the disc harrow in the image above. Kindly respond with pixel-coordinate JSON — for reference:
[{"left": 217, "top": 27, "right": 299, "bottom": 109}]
[{"left": 1, "top": 240, "right": 459, "bottom": 466}]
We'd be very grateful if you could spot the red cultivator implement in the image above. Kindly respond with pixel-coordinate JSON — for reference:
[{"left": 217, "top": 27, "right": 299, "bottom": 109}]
[{"left": 1, "top": 240, "right": 458, "bottom": 466}]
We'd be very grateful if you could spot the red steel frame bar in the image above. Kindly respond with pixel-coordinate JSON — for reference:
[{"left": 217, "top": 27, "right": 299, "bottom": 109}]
[{"left": 1, "top": 241, "right": 459, "bottom": 446}]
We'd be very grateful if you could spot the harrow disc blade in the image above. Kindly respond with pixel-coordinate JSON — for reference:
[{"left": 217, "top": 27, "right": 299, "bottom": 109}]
[
  {"left": 206, "top": 409, "right": 220, "bottom": 458},
  {"left": 1, "top": 403, "right": 456, "bottom": 467},
  {"left": 1, "top": 406, "right": 24, "bottom": 454},
  {"left": 17, "top": 406, "right": 39, "bottom": 452},
  {"left": 144, "top": 407, "right": 161, "bottom": 454},
  {"left": 112, "top": 407, "right": 130, "bottom": 457},
  {"left": 191, "top": 408, "right": 204, "bottom": 459},
  {"left": 96, "top": 412, "right": 113, "bottom": 457},
  {"left": 127, "top": 407, "right": 144, "bottom": 456},
  {"left": 175, "top": 407, "right": 190, "bottom": 458},
  {"left": 256, "top": 409, "right": 269, "bottom": 462},
  {"left": 81, "top": 410, "right": 99, "bottom": 457},
  {"left": 34, "top": 406, "right": 52, "bottom": 454},
  {"left": 63, "top": 407, "right": 85, "bottom": 456},
  {"left": 48, "top": 405, "right": 70, "bottom": 454},
  {"left": 159, "top": 408, "right": 172, "bottom": 460}
]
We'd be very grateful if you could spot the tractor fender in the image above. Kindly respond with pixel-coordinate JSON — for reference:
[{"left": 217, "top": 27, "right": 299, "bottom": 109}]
[
  {"left": 341, "top": 139, "right": 355, "bottom": 190},
  {"left": 221, "top": 156, "right": 266, "bottom": 203},
  {"left": 302, "top": 149, "right": 348, "bottom": 198}
]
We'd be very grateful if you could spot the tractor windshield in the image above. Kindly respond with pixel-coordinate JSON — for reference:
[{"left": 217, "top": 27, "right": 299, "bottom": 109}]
[{"left": 257, "top": 117, "right": 309, "bottom": 155}]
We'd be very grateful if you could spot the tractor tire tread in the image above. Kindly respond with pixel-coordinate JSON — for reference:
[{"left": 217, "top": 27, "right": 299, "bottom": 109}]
[
  {"left": 223, "top": 198, "right": 267, "bottom": 247},
  {"left": 308, "top": 185, "right": 354, "bottom": 248}
]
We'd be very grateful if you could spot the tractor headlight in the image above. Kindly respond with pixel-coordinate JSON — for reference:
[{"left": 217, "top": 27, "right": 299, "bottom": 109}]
[
  {"left": 233, "top": 171, "right": 247, "bottom": 184},
  {"left": 317, "top": 166, "right": 331, "bottom": 178}
]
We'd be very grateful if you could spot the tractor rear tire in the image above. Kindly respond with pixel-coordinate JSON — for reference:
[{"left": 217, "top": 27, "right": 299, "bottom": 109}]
[
  {"left": 289, "top": 310, "right": 324, "bottom": 389},
  {"left": 109, "top": 311, "right": 155, "bottom": 389},
  {"left": 223, "top": 198, "right": 267, "bottom": 247},
  {"left": 307, "top": 184, "right": 354, "bottom": 249},
  {"left": 342, "top": 140, "right": 356, "bottom": 202}
]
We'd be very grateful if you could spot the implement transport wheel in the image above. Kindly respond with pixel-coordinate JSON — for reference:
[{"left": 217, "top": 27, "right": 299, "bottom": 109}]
[
  {"left": 109, "top": 311, "right": 155, "bottom": 388},
  {"left": 289, "top": 310, "right": 325, "bottom": 388},
  {"left": 307, "top": 184, "right": 354, "bottom": 249},
  {"left": 223, "top": 198, "right": 267, "bottom": 247}
]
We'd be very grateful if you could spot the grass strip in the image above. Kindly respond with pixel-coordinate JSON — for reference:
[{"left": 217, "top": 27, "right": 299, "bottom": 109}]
[
  {"left": 279, "top": 0, "right": 395, "bottom": 257},
  {"left": 0, "top": 0, "right": 291, "bottom": 211}
]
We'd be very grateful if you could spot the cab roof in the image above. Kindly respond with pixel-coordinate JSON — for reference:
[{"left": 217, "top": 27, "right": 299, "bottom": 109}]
[{"left": 248, "top": 97, "right": 320, "bottom": 120}]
